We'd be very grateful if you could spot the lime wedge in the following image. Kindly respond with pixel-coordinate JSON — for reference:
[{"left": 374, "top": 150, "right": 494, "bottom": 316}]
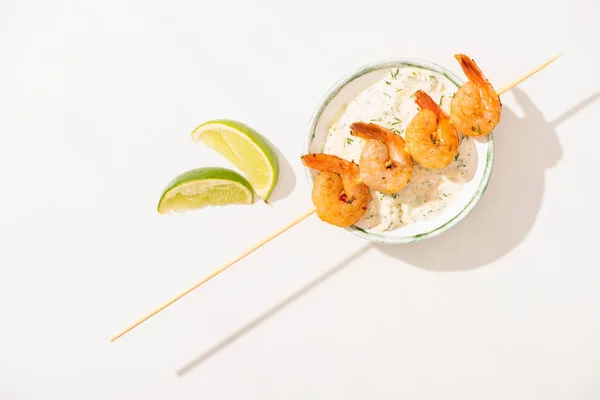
[
  {"left": 157, "top": 167, "right": 254, "bottom": 214},
  {"left": 190, "top": 119, "right": 279, "bottom": 201}
]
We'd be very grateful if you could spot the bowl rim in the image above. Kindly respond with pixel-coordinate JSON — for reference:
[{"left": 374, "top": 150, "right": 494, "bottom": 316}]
[{"left": 304, "top": 57, "right": 495, "bottom": 244}]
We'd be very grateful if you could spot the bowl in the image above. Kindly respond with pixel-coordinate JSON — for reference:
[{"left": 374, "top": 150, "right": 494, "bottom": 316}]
[{"left": 304, "top": 57, "right": 494, "bottom": 244}]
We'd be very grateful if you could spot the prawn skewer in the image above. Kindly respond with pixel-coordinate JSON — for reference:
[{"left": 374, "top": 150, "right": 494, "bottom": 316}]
[
  {"left": 349, "top": 122, "right": 413, "bottom": 194},
  {"left": 405, "top": 90, "right": 459, "bottom": 169},
  {"left": 110, "top": 53, "right": 562, "bottom": 342}
]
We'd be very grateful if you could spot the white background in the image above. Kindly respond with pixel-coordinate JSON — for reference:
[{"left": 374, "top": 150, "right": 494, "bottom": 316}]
[{"left": 1, "top": 0, "right": 599, "bottom": 399}]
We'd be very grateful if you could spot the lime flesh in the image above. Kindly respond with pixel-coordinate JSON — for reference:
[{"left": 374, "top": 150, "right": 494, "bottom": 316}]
[{"left": 157, "top": 167, "right": 254, "bottom": 214}]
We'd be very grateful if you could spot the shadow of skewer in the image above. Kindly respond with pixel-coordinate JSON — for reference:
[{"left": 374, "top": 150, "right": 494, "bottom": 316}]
[
  {"left": 551, "top": 91, "right": 600, "bottom": 126},
  {"left": 176, "top": 89, "right": 599, "bottom": 377},
  {"left": 177, "top": 245, "right": 373, "bottom": 376}
]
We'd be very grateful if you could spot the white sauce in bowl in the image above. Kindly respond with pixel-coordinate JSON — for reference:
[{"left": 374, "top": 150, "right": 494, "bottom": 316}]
[{"left": 322, "top": 66, "right": 477, "bottom": 233}]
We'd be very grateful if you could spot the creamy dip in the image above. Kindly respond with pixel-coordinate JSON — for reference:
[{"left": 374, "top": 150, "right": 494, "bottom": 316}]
[{"left": 323, "top": 66, "right": 477, "bottom": 232}]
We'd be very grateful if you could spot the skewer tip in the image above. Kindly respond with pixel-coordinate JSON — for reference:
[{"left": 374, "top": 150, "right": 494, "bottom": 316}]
[{"left": 495, "top": 52, "right": 563, "bottom": 96}]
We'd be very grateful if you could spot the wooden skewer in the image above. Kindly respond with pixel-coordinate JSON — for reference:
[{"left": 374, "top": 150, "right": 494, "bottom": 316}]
[
  {"left": 496, "top": 52, "right": 563, "bottom": 96},
  {"left": 110, "top": 207, "right": 316, "bottom": 342},
  {"left": 110, "top": 53, "right": 562, "bottom": 342}
]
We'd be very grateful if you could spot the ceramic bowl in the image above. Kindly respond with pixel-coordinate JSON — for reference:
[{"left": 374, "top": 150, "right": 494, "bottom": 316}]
[{"left": 304, "top": 57, "right": 494, "bottom": 244}]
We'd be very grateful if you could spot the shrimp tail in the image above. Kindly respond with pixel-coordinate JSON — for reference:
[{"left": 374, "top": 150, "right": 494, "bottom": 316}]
[
  {"left": 454, "top": 54, "right": 487, "bottom": 84},
  {"left": 301, "top": 153, "right": 352, "bottom": 175},
  {"left": 349, "top": 122, "right": 390, "bottom": 140},
  {"left": 414, "top": 90, "right": 445, "bottom": 120}
]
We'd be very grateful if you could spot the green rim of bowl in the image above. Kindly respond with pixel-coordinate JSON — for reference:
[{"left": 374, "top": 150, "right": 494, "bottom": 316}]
[{"left": 304, "top": 57, "right": 495, "bottom": 244}]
